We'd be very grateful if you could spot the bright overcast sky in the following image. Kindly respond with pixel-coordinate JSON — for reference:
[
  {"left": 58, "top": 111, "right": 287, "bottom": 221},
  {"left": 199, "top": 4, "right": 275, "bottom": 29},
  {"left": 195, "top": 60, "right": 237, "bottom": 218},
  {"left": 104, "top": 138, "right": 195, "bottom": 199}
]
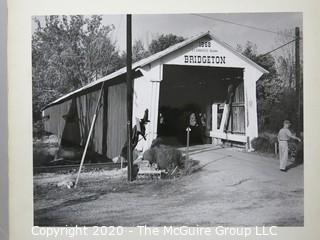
[
  {"left": 102, "top": 12, "right": 302, "bottom": 54},
  {"left": 33, "top": 12, "right": 302, "bottom": 55}
]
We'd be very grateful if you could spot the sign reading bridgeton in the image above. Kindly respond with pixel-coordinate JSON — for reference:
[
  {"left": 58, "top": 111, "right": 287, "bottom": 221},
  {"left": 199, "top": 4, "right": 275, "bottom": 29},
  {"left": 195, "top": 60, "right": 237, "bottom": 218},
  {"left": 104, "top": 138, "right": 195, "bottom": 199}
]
[
  {"left": 167, "top": 39, "right": 231, "bottom": 66},
  {"left": 182, "top": 40, "right": 226, "bottom": 65},
  {"left": 184, "top": 55, "right": 226, "bottom": 64}
]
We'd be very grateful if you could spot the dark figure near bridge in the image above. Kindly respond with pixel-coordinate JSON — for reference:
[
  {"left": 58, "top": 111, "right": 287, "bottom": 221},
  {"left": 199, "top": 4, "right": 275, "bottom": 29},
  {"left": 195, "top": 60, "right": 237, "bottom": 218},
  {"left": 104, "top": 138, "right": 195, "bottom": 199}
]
[{"left": 120, "top": 109, "right": 150, "bottom": 160}]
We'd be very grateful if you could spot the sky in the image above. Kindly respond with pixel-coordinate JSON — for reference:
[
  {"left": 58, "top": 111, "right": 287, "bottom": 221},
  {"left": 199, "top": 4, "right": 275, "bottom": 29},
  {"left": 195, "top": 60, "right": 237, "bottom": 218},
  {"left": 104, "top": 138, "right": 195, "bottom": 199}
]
[
  {"left": 102, "top": 12, "right": 302, "bottom": 54},
  {"left": 33, "top": 12, "right": 303, "bottom": 55}
]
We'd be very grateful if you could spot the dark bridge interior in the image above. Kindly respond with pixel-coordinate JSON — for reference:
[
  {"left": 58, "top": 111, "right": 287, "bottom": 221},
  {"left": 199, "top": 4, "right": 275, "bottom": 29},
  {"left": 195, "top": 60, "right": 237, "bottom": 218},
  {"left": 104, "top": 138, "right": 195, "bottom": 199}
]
[{"left": 158, "top": 64, "right": 243, "bottom": 146}]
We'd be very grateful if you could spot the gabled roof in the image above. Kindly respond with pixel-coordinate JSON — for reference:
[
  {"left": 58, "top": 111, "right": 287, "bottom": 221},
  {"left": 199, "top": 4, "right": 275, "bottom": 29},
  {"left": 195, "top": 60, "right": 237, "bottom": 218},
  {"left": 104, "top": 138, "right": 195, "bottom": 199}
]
[
  {"left": 43, "top": 31, "right": 268, "bottom": 110},
  {"left": 209, "top": 33, "right": 269, "bottom": 74}
]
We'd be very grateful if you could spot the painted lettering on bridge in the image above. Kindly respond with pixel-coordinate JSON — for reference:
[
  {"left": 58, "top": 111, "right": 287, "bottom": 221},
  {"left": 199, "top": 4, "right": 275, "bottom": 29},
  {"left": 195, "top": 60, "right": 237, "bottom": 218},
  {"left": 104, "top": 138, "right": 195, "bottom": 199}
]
[{"left": 184, "top": 55, "right": 226, "bottom": 64}]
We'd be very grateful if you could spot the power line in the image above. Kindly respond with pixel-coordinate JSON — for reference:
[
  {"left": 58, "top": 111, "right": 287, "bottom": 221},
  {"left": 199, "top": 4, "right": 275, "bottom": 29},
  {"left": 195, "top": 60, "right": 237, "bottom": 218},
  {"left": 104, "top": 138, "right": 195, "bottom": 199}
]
[
  {"left": 190, "top": 13, "right": 295, "bottom": 39},
  {"left": 260, "top": 39, "right": 296, "bottom": 57}
]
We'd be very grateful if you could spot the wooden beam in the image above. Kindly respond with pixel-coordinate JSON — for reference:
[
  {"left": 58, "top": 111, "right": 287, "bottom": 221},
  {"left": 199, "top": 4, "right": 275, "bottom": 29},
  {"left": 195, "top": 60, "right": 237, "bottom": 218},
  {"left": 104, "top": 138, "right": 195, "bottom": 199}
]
[
  {"left": 209, "top": 131, "right": 247, "bottom": 143},
  {"left": 74, "top": 83, "right": 105, "bottom": 188},
  {"left": 212, "top": 104, "right": 218, "bottom": 131},
  {"left": 218, "top": 103, "right": 230, "bottom": 131}
]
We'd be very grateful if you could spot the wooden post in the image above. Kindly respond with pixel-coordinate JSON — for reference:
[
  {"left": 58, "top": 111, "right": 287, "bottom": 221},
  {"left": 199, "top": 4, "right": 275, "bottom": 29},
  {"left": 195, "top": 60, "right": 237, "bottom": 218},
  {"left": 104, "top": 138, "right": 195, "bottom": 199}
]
[
  {"left": 186, "top": 127, "right": 191, "bottom": 162},
  {"left": 295, "top": 27, "right": 302, "bottom": 134},
  {"left": 74, "top": 82, "right": 104, "bottom": 188},
  {"left": 212, "top": 104, "right": 218, "bottom": 132},
  {"left": 126, "top": 14, "right": 133, "bottom": 181},
  {"left": 246, "top": 136, "right": 251, "bottom": 151},
  {"left": 52, "top": 116, "right": 63, "bottom": 162},
  {"left": 219, "top": 104, "right": 230, "bottom": 132},
  {"left": 212, "top": 104, "right": 218, "bottom": 145}
]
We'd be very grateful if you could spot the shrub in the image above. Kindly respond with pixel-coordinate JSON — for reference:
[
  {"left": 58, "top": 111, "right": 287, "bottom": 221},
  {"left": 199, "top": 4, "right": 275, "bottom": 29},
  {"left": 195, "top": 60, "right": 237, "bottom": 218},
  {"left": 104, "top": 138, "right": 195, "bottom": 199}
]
[
  {"left": 251, "top": 132, "right": 277, "bottom": 153},
  {"left": 258, "top": 89, "right": 299, "bottom": 132},
  {"left": 143, "top": 138, "right": 183, "bottom": 170},
  {"left": 33, "top": 120, "right": 47, "bottom": 139}
]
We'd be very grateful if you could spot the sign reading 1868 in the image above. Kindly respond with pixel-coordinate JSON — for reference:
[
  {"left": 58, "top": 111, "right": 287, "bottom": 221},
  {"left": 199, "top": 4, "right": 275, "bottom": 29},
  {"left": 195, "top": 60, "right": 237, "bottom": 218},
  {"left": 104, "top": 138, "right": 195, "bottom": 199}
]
[{"left": 184, "top": 40, "right": 226, "bottom": 65}]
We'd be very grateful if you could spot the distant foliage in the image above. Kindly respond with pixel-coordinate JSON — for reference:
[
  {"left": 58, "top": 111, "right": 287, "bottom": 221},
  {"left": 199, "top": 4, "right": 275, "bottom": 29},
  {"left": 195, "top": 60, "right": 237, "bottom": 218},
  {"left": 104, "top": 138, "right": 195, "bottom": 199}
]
[
  {"left": 132, "top": 39, "right": 151, "bottom": 62},
  {"left": 276, "top": 29, "right": 297, "bottom": 89},
  {"left": 251, "top": 132, "right": 277, "bottom": 153},
  {"left": 32, "top": 15, "right": 125, "bottom": 120},
  {"left": 148, "top": 34, "right": 185, "bottom": 54},
  {"left": 33, "top": 21, "right": 186, "bottom": 121},
  {"left": 118, "top": 34, "right": 185, "bottom": 64},
  {"left": 237, "top": 40, "right": 300, "bottom": 133}
]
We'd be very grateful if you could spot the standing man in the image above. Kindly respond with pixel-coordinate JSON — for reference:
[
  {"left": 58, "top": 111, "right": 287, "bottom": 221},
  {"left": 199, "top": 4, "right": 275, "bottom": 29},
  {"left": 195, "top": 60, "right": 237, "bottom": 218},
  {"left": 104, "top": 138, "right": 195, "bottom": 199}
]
[{"left": 278, "top": 120, "right": 301, "bottom": 172}]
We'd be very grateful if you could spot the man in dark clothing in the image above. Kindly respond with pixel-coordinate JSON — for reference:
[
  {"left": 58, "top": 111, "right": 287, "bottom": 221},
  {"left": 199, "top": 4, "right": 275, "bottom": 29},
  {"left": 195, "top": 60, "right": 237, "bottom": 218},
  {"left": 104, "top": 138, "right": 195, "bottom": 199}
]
[{"left": 120, "top": 109, "right": 150, "bottom": 160}]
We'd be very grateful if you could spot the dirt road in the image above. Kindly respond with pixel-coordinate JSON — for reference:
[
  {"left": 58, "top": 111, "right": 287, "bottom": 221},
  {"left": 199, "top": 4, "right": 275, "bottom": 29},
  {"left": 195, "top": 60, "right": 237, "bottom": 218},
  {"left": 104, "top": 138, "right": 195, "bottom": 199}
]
[{"left": 34, "top": 146, "right": 303, "bottom": 226}]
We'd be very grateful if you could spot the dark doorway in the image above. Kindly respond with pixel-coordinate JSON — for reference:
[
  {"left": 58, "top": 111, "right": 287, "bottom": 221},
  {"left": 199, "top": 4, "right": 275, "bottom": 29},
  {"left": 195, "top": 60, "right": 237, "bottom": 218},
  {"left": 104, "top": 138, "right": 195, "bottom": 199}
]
[{"left": 158, "top": 64, "right": 243, "bottom": 146}]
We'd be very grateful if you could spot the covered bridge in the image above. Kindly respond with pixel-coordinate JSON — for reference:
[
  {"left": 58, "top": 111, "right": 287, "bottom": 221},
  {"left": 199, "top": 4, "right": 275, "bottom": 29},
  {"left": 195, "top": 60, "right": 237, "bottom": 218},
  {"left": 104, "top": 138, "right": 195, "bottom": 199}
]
[{"left": 42, "top": 31, "right": 268, "bottom": 161}]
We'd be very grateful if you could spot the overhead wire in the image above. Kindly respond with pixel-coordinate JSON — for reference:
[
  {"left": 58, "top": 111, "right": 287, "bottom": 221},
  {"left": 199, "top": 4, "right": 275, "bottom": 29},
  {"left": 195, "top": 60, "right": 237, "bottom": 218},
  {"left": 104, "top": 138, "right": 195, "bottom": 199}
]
[
  {"left": 260, "top": 39, "right": 297, "bottom": 57},
  {"left": 190, "top": 13, "right": 295, "bottom": 39},
  {"left": 190, "top": 13, "right": 301, "bottom": 58}
]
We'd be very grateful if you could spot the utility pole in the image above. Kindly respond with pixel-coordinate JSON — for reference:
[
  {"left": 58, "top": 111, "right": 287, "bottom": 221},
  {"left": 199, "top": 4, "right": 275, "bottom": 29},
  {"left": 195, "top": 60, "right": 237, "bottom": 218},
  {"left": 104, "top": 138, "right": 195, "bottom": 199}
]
[
  {"left": 295, "top": 27, "right": 302, "bottom": 134},
  {"left": 126, "top": 14, "right": 133, "bottom": 181}
]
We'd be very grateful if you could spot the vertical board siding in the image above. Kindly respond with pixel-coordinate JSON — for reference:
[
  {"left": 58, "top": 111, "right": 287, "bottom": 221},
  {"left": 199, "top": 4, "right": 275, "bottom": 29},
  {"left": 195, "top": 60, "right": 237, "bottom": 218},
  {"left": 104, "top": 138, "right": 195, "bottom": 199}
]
[
  {"left": 107, "top": 83, "right": 127, "bottom": 159},
  {"left": 60, "top": 99, "right": 81, "bottom": 145},
  {"left": 228, "top": 82, "right": 245, "bottom": 134},
  {"left": 76, "top": 90, "right": 104, "bottom": 155},
  {"left": 234, "top": 81, "right": 245, "bottom": 103},
  {"left": 43, "top": 100, "right": 72, "bottom": 139},
  {"left": 43, "top": 91, "right": 104, "bottom": 154},
  {"left": 230, "top": 106, "right": 245, "bottom": 134}
]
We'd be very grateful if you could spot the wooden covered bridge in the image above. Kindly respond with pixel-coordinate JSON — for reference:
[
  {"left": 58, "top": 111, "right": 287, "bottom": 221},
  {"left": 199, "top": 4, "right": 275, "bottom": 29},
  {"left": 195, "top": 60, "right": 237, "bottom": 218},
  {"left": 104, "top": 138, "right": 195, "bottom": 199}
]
[{"left": 42, "top": 31, "right": 268, "bottom": 161}]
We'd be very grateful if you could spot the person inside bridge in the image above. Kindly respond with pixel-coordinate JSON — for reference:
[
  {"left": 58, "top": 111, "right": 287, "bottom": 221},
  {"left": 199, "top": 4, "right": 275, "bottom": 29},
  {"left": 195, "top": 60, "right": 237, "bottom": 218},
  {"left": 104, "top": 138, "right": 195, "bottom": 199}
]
[{"left": 277, "top": 120, "right": 301, "bottom": 172}]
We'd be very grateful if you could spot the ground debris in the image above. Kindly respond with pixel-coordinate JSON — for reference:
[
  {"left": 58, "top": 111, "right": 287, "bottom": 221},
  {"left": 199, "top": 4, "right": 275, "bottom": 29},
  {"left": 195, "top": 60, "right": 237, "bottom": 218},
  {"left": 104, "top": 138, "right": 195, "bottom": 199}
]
[
  {"left": 34, "top": 146, "right": 303, "bottom": 226},
  {"left": 56, "top": 180, "right": 74, "bottom": 189},
  {"left": 227, "top": 178, "right": 252, "bottom": 187}
]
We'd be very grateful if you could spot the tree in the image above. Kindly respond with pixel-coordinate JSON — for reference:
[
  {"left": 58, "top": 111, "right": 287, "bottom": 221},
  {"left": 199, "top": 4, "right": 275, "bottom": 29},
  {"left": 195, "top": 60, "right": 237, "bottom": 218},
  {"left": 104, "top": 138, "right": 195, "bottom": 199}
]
[
  {"left": 148, "top": 34, "right": 185, "bottom": 54},
  {"left": 119, "top": 34, "right": 185, "bottom": 65},
  {"left": 275, "top": 29, "right": 303, "bottom": 132},
  {"left": 275, "top": 29, "right": 296, "bottom": 89},
  {"left": 237, "top": 41, "right": 298, "bottom": 132},
  {"left": 132, "top": 39, "right": 150, "bottom": 62},
  {"left": 120, "top": 34, "right": 185, "bottom": 63},
  {"left": 32, "top": 15, "right": 124, "bottom": 120},
  {"left": 238, "top": 42, "right": 279, "bottom": 102}
]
